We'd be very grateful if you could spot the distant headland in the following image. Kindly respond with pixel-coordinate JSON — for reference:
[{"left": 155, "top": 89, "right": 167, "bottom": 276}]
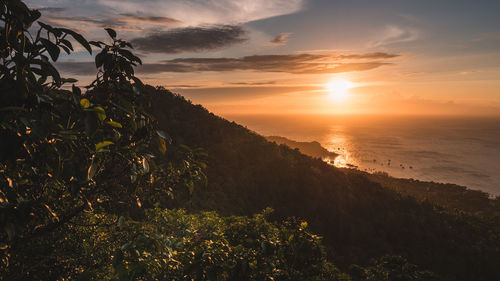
[{"left": 266, "top": 135, "right": 339, "bottom": 160}]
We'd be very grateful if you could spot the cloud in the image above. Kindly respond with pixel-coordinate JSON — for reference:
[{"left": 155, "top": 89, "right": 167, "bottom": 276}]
[
  {"left": 38, "top": 7, "right": 67, "bottom": 13},
  {"left": 40, "top": 11, "right": 180, "bottom": 32},
  {"left": 267, "top": 32, "right": 292, "bottom": 46},
  {"left": 229, "top": 81, "right": 277, "bottom": 85},
  {"left": 145, "top": 53, "right": 396, "bottom": 74},
  {"left": 130, "top": 25, "right": 247, "bottom": 54},
  {"left": 370, "top": 25, "right": 419, "bottom": 47},
  {"left": 57, "top": 52, "right": 398, "bottom": 75},
  {"left": 98, "top": 0, "right": 305, "bottom": 26},
  {"left": 338, "top": 52, "right": 399, "bottom": 59},
  {"left": 116, "top": 14, "right": 181, "bottom": 25}
]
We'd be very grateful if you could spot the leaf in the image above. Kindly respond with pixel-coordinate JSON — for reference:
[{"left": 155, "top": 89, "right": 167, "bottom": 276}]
[
  {"left": 89, "top": 41, "right": 104, "bottom": 48},
  {"left": 142, "top": 157, "right": 150, "bottom": 173},
  {"left": 87, "top": 159, "right": 97, "bottom": 181},
  {"left": 95, "top": 141, "right": 114, "bottom": 152},
  {"left": 40, "top": 38, "right": 60, "bottom": 61},
  {"left": 105, "top": 28, "right": 117, "bottom": 38},
  {"left": 80, "top": 98, "right": 90, "bottom": 109},
  {"left": 118, "top": 49, "right": 142, "bottom": 64},
  {"left": 94, "top": 106, "right": 106, "bottom": 121},
  {"left": 60, "top": 39, "right": 73, "bottom": 51},
  {"left": 156, "top": 130, "right": 172, "bottom": 143},
  {"left": 62, "top": 77, "right": 78, "bottom": 83},
  {"left": 59, "top": 28, "right": 92, "bottom": 54},
  {"left": 38, "top": 21, "right": 54, "bottom": 33},
  {"left": 95, "top": 51, "right": 105, "bottom": 68},
  {"left": 107, "top": 120, "right": 122, "bottom": 128},
  {"left": 154, "top": 135, "right": 167, "bottom": 154}
]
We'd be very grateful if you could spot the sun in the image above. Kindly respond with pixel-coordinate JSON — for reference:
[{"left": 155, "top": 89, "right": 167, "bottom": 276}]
[{"left": 325, "top": 79, "right": 355, "bottom": 102}]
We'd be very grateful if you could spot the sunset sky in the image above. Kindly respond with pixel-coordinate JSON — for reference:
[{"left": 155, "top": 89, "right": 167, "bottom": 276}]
[{"left": 27, "top": 0, "right": 500, "bottom": 115}]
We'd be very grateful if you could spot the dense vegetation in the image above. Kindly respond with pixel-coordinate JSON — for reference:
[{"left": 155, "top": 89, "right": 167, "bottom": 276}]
[
  {"left": 1, "top": 1, "right": 498, "bottom": 280},
  {"left": 148, "top": 88, "right": 500, "bottom": 281}
]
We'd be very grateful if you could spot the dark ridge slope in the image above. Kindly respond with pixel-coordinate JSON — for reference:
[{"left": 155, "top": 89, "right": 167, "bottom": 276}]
[
  {"left": 148, "top": 87, "right": 500, "bottom": 281},
  {"left": 266, "top": 135, "right": 339, "bottom": 160}
]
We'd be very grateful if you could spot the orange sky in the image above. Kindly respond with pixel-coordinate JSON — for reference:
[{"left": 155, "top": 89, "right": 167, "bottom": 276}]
[{"left": 29, "top": 0, "right": 500, "bottom": 116}]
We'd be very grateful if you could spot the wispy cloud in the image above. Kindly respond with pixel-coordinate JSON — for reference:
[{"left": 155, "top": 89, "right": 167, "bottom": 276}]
[
  {"left": 229, "top": 81, "right": 277, "bottom": 85},
  {"left": 370, "top": 25, "right": 420, "bottom": 47},
  {"left": 40, "top": 9, "right": 180, "bottom": 31},
  {"left": 58, "top": 52, "right": 398, "bottom": 75},
  {"left": 267, "top": 32, "right": 292, "bottom": 46},
  {"left": 97, "top": 0, "right": 305, "bottom": 26},
  {"left": 131, "top": 25, "right": 247, "bottom": 54}
]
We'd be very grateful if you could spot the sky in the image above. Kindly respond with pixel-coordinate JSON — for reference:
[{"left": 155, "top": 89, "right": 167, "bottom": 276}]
[{"left": 26, "top": 0, "right": 500, "bottom": 116}]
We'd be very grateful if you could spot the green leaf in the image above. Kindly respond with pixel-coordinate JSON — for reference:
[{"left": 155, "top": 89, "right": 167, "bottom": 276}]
[
  {"left": 40, "top": 38, "right": 60, "bottom": 61},
  {"left": 95, "top": 141, "right": 114, "bottom": 152},
  {"left": 80, "top": 98, "right": 90, "bottom": 109},
  {"left": 107, "top": 120, "right": 122, "bottom": 128},
  {"left": 105, "top": 28, "right": 117, "bottom": 39},
  {"left": 94, "top": 106, "right": 106, "bottom": 121}
]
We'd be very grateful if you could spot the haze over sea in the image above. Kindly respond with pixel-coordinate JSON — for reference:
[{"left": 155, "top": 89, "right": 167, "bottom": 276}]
[{"left": 225, "top": 114, "right": 500, "bottom": 196}]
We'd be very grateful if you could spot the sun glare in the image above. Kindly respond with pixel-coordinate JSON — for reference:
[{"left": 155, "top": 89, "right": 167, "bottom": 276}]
[{"left": 326, "top": 79, "right": 355, "bottom": 102}]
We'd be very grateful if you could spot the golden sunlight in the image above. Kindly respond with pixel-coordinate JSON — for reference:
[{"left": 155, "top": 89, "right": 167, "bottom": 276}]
[{"left": 325, "top": 79, "right": 355, "bottom": 102}]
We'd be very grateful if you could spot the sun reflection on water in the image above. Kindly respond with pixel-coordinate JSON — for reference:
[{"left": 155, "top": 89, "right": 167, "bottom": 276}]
[{"left": 324, "top": 127, "right": 357, "bottom": 169}]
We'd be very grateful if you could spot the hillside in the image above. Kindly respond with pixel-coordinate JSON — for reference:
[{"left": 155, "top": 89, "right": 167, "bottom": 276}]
[
  {"left": 148, "top": 87, "right": 500, "bottom": 281},
  {"left": 268, "top": 136, "right": 500, "bottom": 217},
  {"left": 266, "top": 136, "right": 339, "bottom": 161}
]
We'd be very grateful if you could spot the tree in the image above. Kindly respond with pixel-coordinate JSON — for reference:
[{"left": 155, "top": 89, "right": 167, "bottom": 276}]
[{"left": 0, "top": 1, "right": 205, "bottom": 277}]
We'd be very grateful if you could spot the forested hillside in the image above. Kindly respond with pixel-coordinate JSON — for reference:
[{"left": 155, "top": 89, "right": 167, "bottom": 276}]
[
  {"left": 149, "top": 88, "right": 500, "bottom": 281},
  {"left": 1, "top": 1, "right": 499, "bottom": 280}
]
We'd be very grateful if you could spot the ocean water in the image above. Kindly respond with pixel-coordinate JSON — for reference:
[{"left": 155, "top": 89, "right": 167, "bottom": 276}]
[{"left": 224, "top": 114, "right": 500, "bottom": 196}]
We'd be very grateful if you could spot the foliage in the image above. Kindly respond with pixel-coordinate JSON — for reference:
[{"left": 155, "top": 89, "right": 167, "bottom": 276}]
[
  {"left": 148, "top": 89, "right": 500, "bottom": 281},
  {"left": 72, "top": 208, "right": 346, "bottom": 280},
  {"left": 0, "top": 0, "right": 205, "bottom": 276},
  {"left": 0, "top": 1, "right": 498, "bottom": 281},
  {"left": 349, "top": 256, "right": 435, "bottom": 281}
]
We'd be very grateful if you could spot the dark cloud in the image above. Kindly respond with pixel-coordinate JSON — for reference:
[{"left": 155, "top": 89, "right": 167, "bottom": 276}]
[
  {"left": 144, "top": 53, "right": 396, "bottom": 74},
  {"left": 116, "top": 14, "right": 181, "bottom": 25},
  {"left": 130, "top": 25, "right": 247, "bottom": 54},
  {"left": 41, "top": 12, "right": 180, "bottom": 31},
  {"left": 38, "top": 7, "right": 67, "bottom": 13},
  {"left": 57, "top": 52, "right": 397, "bottom": 75},
  {"left": 268, "top": 32, "right": 292, "bottom": 46}
]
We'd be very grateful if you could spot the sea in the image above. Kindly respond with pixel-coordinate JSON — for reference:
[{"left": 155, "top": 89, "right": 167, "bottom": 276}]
[{"left": 224, "top": 114, "right": 500, "bottom": 196}]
